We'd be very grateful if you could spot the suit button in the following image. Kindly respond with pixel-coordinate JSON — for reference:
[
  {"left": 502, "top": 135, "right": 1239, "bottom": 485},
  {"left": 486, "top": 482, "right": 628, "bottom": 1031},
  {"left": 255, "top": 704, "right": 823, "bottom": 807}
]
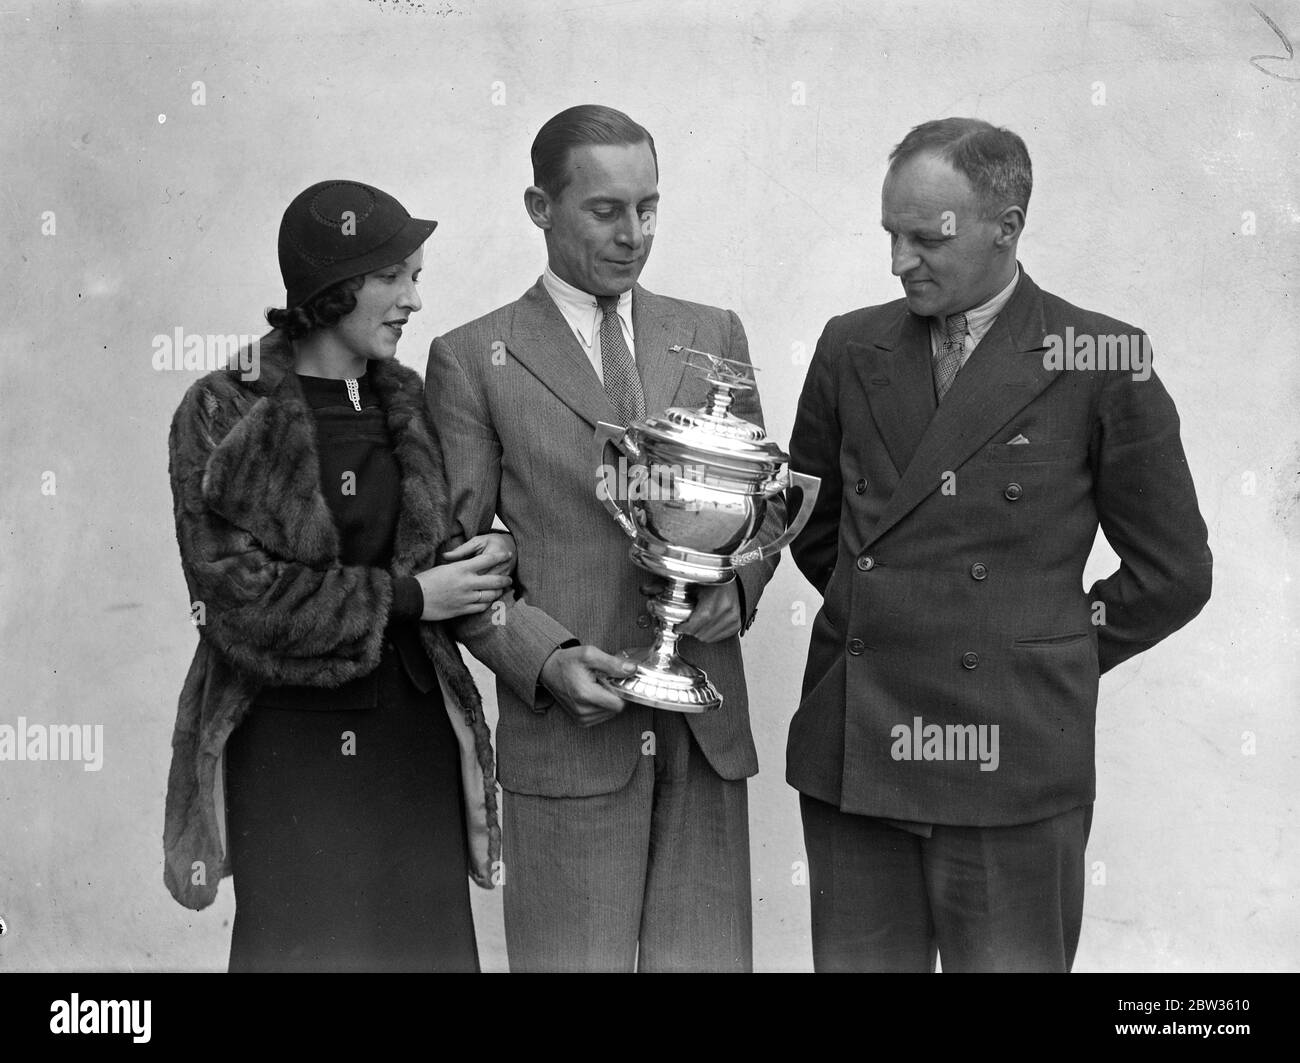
[
  {"left": 970, "top": 562, "right": 988, "bottom": 580},
  {"left": 854, "top": 478, "right": 868, "bottom": 495},
  {"left": 1004, "top": 482, "right": 1023, "bottom": 501},
  {"left": 856, "top": 555, "right": 876, "bottom": 572},
  {"left": 961, "top": 651, "right": 979, "bottom": 669},
  {"left": 848, "top": 638, "right": 866, "bottom": 656},
  {"left": 636, "top": 614, "right": 651, "bottom": 629}
]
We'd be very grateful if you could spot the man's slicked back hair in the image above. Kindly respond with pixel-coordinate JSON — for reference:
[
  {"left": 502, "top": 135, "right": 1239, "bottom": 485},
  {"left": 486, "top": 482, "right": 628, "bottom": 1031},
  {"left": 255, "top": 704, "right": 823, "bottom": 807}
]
[
  {"left": 889, "top": 117, "right": 1032, "bottom": 219},
  {"left": 531, "top": 104, "right": 658, "bottom": 200}
]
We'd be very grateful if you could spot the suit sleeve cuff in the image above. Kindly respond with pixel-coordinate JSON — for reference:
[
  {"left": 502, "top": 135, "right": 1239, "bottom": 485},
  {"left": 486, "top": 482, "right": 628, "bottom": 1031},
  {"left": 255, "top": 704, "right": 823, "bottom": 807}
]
[
  {"left": 736, "top": 564, "right": 765, "bottom": 634},
  {"left": 533, "top": 637, "right": 581, "bottom": 713}
]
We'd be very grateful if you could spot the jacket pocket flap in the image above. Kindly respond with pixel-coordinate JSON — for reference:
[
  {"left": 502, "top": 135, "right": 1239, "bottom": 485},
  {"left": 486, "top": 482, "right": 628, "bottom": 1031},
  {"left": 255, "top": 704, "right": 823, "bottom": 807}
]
[{"left": 984, "top": 438, "right": 1075, "bottom": 463}]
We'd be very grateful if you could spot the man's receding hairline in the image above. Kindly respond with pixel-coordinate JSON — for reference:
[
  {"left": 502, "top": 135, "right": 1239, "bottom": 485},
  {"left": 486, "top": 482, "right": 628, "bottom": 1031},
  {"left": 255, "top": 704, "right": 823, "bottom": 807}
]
[
  {"left": 885, "top": 150, "right": 1021, "bottom": 221},
  {"left": 884, "top": 151, "right": 981, "bottom": 199}
]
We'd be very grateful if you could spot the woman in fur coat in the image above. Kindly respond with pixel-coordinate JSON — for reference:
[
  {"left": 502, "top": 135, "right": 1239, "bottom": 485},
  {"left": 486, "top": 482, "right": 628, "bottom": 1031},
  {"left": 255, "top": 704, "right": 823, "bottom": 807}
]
[{"left": 163, "top": 180, "right": 511, "bottom": 972}]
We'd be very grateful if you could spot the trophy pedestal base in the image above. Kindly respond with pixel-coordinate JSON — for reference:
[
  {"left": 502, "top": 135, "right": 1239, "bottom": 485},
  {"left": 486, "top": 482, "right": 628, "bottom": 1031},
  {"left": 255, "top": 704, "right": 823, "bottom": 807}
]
[{"left": 601, "top": 648, "right": 722, "bottom": 713}]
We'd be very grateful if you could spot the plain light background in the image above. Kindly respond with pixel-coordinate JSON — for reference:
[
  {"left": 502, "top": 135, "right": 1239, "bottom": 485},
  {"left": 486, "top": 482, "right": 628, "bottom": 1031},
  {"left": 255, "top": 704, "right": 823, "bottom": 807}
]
[{"left": 0, "top": 0, "right": 1295, "bottom": 972}]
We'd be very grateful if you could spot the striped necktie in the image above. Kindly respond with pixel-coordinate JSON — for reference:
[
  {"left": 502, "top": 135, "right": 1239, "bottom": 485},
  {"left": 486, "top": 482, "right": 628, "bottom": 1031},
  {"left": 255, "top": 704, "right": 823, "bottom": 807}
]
[
  {"left": 597, "top": 295, "right": 646, "bottom": 426},
  {"left": 933, "top": 311, "right": 970, "bottom": 401}
]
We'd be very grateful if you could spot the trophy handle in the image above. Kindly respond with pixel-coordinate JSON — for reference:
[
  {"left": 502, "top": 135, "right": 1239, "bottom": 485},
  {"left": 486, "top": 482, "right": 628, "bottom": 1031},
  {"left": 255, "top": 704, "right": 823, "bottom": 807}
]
[
  {"left": 594, "top": 421, "right": 641, "bottom": 540},
  {"left": 729, "top": 470, "right": 821, "bottom": 567}
]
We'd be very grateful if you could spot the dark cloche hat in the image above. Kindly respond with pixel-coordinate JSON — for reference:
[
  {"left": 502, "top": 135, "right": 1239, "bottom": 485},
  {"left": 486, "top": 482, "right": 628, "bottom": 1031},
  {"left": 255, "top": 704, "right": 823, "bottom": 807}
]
[{"left": 278, "top": 180, "right": 436, "bottom": 308}]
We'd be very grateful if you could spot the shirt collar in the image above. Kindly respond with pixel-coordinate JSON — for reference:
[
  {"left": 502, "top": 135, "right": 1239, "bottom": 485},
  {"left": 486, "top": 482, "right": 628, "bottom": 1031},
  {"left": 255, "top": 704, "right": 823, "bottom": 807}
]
[
  {"left": 542, "top": 265, "right": 634, "bottom": 348},
  {"left": 938, "top": 264, "right": 1021, "bottom": 345}
]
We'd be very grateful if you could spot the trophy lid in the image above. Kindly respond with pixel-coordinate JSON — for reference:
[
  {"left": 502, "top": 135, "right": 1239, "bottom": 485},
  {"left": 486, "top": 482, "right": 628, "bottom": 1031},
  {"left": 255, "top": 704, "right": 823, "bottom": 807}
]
[{"left": 634, "top": 348, "right": 790, "bottom": 470}]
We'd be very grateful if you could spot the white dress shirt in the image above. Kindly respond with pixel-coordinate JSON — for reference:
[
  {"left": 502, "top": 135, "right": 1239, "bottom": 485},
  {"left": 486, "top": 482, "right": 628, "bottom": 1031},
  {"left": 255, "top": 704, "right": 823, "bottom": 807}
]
[
  {"left": 928, "top": 265, "right": 1021, "bottom": 369},
  {"left": 541, "top": 266, "right": 635, "bottom": 384}
]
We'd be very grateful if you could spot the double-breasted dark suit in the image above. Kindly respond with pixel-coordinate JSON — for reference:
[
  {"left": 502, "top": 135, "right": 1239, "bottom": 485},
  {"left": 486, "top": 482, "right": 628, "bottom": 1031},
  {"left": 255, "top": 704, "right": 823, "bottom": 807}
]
[{"left": 787, "top": 268, "right": 1212, "bottom": 825}]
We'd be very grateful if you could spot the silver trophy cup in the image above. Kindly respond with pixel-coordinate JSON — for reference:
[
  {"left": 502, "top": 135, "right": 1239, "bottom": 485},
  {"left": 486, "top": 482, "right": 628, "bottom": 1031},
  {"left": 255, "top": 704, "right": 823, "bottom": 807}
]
[{"left": 593, "top": 348, "right": 821, "bottom": 712}]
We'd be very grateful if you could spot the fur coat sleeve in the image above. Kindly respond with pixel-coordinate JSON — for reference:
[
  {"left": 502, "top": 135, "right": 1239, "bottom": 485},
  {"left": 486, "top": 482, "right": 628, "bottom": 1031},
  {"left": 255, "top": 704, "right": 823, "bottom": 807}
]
[{"left": 169, "top": 377, "right": 393, "bottom": 686}]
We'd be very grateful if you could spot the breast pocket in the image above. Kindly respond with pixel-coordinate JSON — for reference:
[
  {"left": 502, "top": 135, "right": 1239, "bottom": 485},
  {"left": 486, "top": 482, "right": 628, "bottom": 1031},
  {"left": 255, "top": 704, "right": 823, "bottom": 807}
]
[
  {"left": 982, "top": 438, "right": 1076, "bottom": 464},
  {"left": 954, "top": 438, "right": 1090, "bottom": 561}
]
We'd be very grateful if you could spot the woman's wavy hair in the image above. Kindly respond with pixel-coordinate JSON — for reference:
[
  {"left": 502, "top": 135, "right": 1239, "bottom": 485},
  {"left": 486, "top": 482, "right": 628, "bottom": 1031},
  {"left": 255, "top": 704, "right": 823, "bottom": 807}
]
[{"left": 265, "top": 274, "right": 366, "bottom": 340}]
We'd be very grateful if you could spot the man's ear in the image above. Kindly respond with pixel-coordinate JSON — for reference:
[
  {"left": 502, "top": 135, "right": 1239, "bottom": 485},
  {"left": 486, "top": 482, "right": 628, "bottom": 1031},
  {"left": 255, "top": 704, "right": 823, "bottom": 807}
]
[
  {"left": 993, "top": 205, "right": 1025, "bottom": 248},
  {"left": 524, "top": 185, "right": 553, "bottom": 231}
]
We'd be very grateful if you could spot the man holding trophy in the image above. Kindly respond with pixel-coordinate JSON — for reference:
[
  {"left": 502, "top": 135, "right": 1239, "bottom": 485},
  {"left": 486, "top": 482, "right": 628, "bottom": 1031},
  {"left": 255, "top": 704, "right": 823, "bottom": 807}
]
[{"left": 426, "top": 104, "right": 801, "bottom": 971}]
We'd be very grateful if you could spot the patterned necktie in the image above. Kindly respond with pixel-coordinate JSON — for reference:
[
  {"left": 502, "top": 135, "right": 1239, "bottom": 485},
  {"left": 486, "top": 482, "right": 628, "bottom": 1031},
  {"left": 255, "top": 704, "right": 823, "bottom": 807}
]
[
  {"left": 933, "top": 311, "right": 970, "bottom": 401},
  {"left": 597, "top": 295, "right": 646, "bottom": 426}
]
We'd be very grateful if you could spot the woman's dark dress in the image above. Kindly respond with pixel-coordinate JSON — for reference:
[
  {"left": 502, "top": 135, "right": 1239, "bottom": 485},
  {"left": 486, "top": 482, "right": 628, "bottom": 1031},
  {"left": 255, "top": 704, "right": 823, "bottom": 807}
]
[{"left": 223, "top": 371, "right": 479, "bottom": 972}]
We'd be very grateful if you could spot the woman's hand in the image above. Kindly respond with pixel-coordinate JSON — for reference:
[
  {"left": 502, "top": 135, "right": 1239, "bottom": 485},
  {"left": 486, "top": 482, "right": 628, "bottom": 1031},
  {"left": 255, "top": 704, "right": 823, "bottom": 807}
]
[
  {"left": 443, "top": 531, "right": 516, "bottom": 575},
  {"left": 416, "top": 537, "right": 514, "bottom": 621}
]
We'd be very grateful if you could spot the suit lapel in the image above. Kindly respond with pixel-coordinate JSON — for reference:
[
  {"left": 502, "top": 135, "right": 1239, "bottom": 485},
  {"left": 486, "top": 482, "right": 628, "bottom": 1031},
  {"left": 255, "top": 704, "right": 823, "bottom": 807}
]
[
  {"left": 864, "top": 270, "right": 1058, "bottom": 548},
  {"left": 631, "top": 284, "right": 697, "bottom": 415},
  {"left": 505, "top": 279, "right": 619, "bottom": 430},
  {"left": 848, "top": 308, "right": 936, "bottom": 477},
  {"left": 504, "top": 279, "right": 699, "bottom": 430}
]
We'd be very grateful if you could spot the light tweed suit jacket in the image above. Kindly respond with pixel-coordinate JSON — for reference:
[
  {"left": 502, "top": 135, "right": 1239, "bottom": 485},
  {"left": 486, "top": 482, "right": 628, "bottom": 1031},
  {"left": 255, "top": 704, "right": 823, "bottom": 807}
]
[{"left": 426, "top": 279, "right": 783, "bottom": 798}]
